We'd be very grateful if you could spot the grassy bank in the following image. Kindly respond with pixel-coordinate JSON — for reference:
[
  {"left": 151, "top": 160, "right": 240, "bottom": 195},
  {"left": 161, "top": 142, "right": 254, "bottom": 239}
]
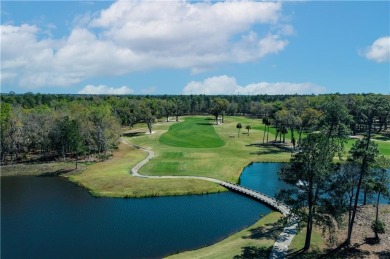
[
  {"left": 0, "top": 161, "right": 87, "bottom": 176},
  {"left": 166, "top": 212, "right": 283, "bottom": 259}
]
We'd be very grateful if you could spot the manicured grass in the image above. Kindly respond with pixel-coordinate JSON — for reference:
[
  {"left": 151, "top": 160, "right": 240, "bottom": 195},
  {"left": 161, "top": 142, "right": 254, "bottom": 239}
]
[
  {"left": 159, "top": 117, "right": 225, "bottom": 148},
  {"left": 288, "top": 227, "right": 326, "bottom": 257},
  {"left": 345, "top": 139, "right": 390, "bottom": 157},
  {"left": 127, "top": 116, "right": 292, "bottom": 183},
  {"left": 70, "top": 115, "right": 292, "bottom": 197},
  {"left": 69, "top": 142, "right": 225, "bottom": 198},
  {"left": 166, "top": 212, "right": 283, "bottom": 259},
  {"left": 377, "top": 140, "right": 390, "bottom": 156},
  {"left": 254, "top": 123, "right": 390, "bottom": 158}
]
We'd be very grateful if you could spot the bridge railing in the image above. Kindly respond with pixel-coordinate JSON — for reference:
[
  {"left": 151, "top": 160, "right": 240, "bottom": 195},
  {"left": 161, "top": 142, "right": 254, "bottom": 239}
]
[{"left": 220, "top": 182, "right": 290, "bottom": 212}]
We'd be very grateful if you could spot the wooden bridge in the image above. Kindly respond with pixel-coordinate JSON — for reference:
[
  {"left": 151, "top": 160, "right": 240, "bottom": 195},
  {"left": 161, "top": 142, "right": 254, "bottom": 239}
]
[{"left": 219, "top": 182, "right": 290, "bottom": 216}]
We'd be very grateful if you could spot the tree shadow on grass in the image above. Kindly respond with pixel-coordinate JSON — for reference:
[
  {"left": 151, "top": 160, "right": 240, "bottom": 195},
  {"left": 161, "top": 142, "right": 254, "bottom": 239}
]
[
  {"left": 321, "top": 247, "right": 371, "bottom": 259},
  {"left": 243, "top": 222, "right": 284, "bottom": 240},
  {"left": 122, "top": 132, "right": 145, "bottom": 137},
  {"left": 248, "top": 144, "right": 290, "bottom": 155},
  {"left": 39, "top": 168, "right": 76, "bottom": 177},
  {"left": 318, "top": 242, "right": 371, "bottom": 259},
  {"left": 234, "top": 246, "right": 272, "bottom": 259},
  {"left": 372, "top": 133, "right": 390, "bottom": 141},
  {"left": 196, "top": 122, "right": 214, "bottom": 126},
  {"left": 287, "top": 249, "right": 322, "bottom": 259}
]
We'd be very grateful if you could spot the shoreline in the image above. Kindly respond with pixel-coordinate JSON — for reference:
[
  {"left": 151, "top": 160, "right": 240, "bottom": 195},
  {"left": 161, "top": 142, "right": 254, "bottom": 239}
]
[{"left": 0, "top": 156, "right": 286, "bottom": 199}]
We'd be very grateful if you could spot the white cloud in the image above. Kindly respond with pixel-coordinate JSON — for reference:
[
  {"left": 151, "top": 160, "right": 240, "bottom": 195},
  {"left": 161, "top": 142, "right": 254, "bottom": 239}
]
[
  {"left": 183, "top": 76, "right": 326, "bottom": 95},
  {"left": 1, "top": 1, "right": 291, "bottom": 89},
  {"left": 78, "top": 84, "right": 134, "bottom": 95},
  {"left": 363, "top": 36, "right": 390, "bottom": 63}
]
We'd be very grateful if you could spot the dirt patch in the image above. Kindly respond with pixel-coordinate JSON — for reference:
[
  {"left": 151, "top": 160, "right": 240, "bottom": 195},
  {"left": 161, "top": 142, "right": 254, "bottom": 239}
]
[{"left": 328, "top": 205, "right": 390, "bottom": 258}]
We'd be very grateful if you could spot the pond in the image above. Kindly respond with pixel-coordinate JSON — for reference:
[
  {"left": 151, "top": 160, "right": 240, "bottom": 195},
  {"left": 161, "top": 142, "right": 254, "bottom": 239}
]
[
  {"left": 239, "top": 162, "right": 289, "bottom": 196},
  {"left": 239, "top": 163, "right": 390, "bottom": 205},
  {"left": 2, "top": 168, "right": 279, "bottom": 259},
  {"left": 1, "top": 163, "right": 388, "bottom": 258}
]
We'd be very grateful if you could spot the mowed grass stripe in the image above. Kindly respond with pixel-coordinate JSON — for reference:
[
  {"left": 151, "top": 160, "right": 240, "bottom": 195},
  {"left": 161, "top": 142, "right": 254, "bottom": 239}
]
[{"left": 159, "top": 117, "right": 225, "bottom": 148}]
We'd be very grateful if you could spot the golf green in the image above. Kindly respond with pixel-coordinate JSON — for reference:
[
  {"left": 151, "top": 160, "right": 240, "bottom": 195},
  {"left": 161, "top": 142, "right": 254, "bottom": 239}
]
[{"left": 159, "top": 117, "right": 225, "bottom": 148}]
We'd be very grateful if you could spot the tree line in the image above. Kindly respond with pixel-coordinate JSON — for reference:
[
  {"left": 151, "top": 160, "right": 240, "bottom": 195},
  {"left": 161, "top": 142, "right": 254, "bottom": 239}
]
[
  {"left": 1, "top": 92, "right": 389, "bottom": 165},
  {"left": 277, "top": 94, "right": 390, "bottom": 251}
]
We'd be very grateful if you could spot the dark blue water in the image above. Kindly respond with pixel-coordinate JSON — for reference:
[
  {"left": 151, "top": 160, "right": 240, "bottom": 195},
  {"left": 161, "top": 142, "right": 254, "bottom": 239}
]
[
  {"left": 2, "top": 164, "right": 388, "bottom": 259},
  {"left": 239, "top": 162, "right": 289, "bottom": 197},
  {"left": 239, "top": 163, "right": 390, "bottom": 205},
  {"left": 1, "top": 176, "right": 271, "bottom": 259}
]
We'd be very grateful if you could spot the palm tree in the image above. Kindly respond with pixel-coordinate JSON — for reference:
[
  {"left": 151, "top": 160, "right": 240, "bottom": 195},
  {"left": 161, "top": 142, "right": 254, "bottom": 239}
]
[
  {"left": 246, "top": 125, "right": 251, "bottom": 136},
  {"left": 262, "top": 117, "right": 270, "bottom": 143},
  {"left": 236, "top": 123, "right": 242, "bottom": 138}
]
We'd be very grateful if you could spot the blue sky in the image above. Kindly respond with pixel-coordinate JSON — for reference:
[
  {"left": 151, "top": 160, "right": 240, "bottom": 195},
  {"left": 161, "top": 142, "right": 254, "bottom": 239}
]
[{"left": 1, "top": 1, "right": 389, "bottom": 95}]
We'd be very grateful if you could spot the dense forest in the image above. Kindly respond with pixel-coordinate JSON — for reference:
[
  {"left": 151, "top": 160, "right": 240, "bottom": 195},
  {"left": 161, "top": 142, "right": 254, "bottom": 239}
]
[{"left": 1, "top": 92, "right": 389, "bottom": 165}]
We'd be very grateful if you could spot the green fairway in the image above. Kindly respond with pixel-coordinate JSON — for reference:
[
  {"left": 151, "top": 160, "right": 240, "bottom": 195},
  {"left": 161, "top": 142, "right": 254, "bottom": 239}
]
[
  {"left": 345, "top": 138, "right": 390, "bottom": 157},
  {"left": 128, "top": 116, "right": 291, "bottom": 183},
  {"left": 69, "top": 142, "right": 224, "bottom": 197},
  {"left": 71, "top": 115, "right": 292, "bottom": 198},
  {"left": 159, "top": 117, "right": 225, "bottom": 148}
]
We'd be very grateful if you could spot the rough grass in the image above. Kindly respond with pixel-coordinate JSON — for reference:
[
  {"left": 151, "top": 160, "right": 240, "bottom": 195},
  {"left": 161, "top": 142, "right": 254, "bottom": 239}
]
[
  {"left": 127, "top": 116, "right": 292, "bottom": 183},
  {"left": 166, "top": 212, "right": 283, "bottom": 259},
  {"left": 159, "top": 117, "right": 225, "bottom": 148},
  {"left": 0, "top": 161, "right": 87, "bottom": 176},
  {"left": 69, "top": 142, "right": 225, "bottom": 198}
]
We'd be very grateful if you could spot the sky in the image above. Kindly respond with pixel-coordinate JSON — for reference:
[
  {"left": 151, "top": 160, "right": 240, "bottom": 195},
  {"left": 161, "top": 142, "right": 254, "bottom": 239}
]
[{"left": 1, "top": 0, "right": 389, "bottom": 95}]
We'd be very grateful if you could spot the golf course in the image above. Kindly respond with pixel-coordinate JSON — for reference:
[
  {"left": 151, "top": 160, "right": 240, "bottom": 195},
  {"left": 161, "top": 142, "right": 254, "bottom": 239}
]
[
  {"left": 3, "top": 114, "right": 390, "bottom": 258},
  {"left": 2, "top": 1, "right": 389, "bottom": 257},
  {"left": 67, "top": 115, "right": 390, "bottom": 258},
  {"left": 67, "top": 116, "right": 299, "bottom": 257},
  {"left": 70, "top": 115, "right": 390, "bottom": 198},
  {"left": 70, "top": 116, "right": 293, "bottom": 198}
]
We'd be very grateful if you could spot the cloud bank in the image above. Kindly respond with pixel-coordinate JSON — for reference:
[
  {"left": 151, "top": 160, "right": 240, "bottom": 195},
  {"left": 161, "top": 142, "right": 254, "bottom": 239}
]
[
  {"left": 183, "top": 76, "right": 326, "bottom": 95},
  {"left": 78, "top": 84, "right": 134, "bottom": 95},
  {"left": 363, "top": 36, "right": 390, "bottom": 63},
  {"left": 1, "top": 1, "right": 290, "bottom": 89}
]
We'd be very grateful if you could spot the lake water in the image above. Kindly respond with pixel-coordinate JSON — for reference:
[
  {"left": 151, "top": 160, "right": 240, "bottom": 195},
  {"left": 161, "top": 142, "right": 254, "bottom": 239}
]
[
  {"left": 2, "top": 163, "right": 286, "bottom": 259},
  {"left": 1, "top": 163, "right": 388, "bottom": 258},
  {"left": 239, "top": 162, "right": 290, "bottom": 196}
]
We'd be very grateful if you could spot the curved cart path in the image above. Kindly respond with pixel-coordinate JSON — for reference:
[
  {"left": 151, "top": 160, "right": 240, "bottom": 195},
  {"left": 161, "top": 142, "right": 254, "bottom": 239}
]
[{"left": 123, "top": 139, "right": 297, "bottom": 258}]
